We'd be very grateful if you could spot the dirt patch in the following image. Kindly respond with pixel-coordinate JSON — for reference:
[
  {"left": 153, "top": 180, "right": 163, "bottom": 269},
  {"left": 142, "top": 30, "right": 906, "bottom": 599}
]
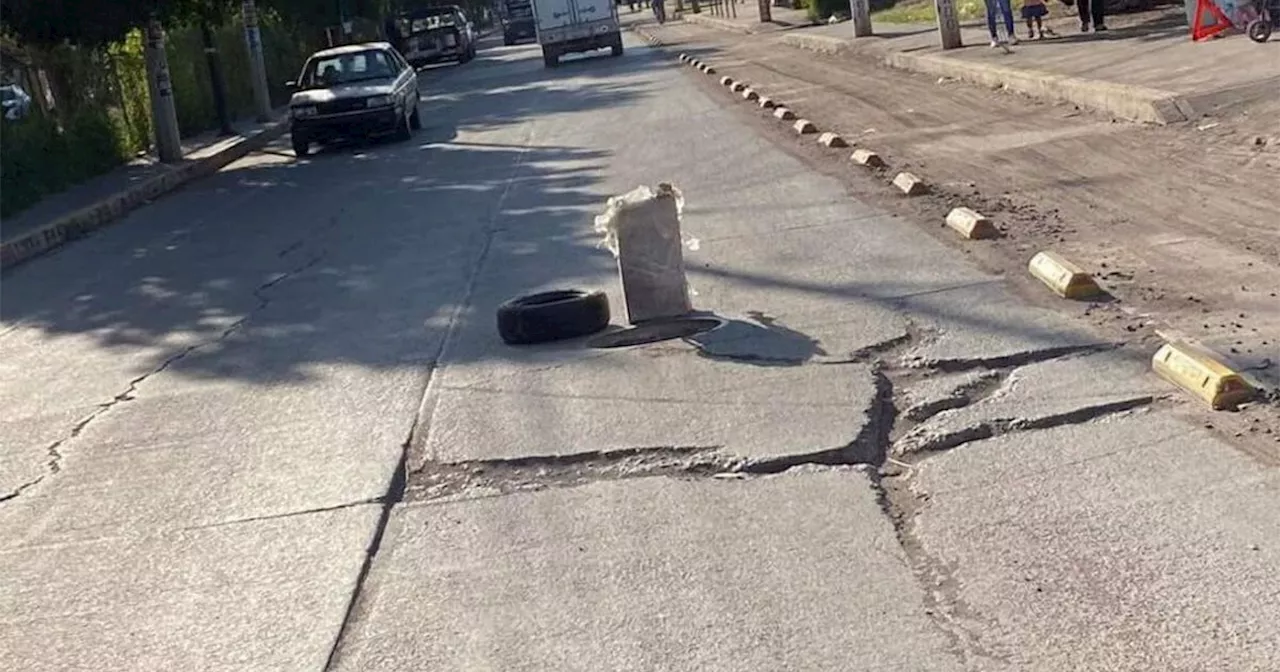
[{"left": 648, "top": 20, "right": 1280, "bottom": 460}]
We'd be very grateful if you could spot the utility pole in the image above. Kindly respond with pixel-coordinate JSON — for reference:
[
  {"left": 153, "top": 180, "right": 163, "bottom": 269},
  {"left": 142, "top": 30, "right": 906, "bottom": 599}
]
[
  {"left": 143, "top": 18, "right": 183, "bottom": 163},
  {"left": 200, "top": 21, "right": 235, "bottom": 136},
  {"left": 242, "top": 0, "right": 273, "bottom": 122},
  {"left": 934, "top": 0, "right": 962, "bottom": 49},
  {"left": 849, "top": 0, "right": 872, "bottom": 37}
]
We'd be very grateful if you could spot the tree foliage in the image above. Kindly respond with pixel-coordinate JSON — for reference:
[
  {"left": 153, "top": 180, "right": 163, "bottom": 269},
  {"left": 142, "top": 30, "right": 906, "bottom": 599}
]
[{"left": 0, "top": 0, "right": 368, "bottom": 48}]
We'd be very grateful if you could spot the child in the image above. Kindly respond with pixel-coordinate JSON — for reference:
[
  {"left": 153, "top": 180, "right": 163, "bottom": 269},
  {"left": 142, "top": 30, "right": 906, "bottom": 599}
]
[{"left": 1022, "top": 0, "right": 1050, "bottom": 39}]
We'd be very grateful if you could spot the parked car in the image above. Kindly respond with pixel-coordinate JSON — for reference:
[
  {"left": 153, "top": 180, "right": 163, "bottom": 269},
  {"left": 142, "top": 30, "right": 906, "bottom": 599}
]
[
  {"left": 389, "top": 5, "right": 477, "bottom": 68},
  {"left": 285, "top": 43, "right": 421, "bottom": 157},
  {"left": 500, "top": 0, "right": 537, "bottom": 46},
  {"left": 1, "top": 84, "right": 32, "bottom": 121}
]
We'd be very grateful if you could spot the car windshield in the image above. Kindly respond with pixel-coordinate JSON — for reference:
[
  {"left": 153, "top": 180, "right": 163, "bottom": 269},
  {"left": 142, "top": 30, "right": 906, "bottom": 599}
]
[{"left": 303, "top": 49, "right": 397, "bottom": 88}]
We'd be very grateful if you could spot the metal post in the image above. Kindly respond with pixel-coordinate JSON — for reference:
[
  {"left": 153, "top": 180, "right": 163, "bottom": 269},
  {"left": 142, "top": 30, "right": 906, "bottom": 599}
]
[
  {"left": 242, "top": 0, "right": 273, "bottom": 121},
  {"left": 200, "top": 21, "right": 235, "bottom": 136},
  {"left": 144, "top": 19, "right": 183, "bottom": 164},
  {"left": 934, "top": 0, "right": 963, "bottom": 49},
  {"left": 849, "top": 0, "right": 872, "bottom": 36}
]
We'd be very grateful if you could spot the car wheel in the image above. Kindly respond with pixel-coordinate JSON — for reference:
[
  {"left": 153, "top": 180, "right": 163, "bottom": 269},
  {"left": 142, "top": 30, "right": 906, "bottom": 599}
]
[
  {"left": 611, "top": 36, "right": 624, "bottom": 57},
  {"left": 409, "top": 98, "right": 422, "bottom": 130},
  {"left": 503, "top": 34, "right": 513, "bottom": 46},
  {"left": 496, "top": 289, "right": 611, "bottom": 345},
  {"left": 394, "top": 108, "right": 412, "bottom": 141},
  {"left": 542, "top": 45, "right": 559, "bottom": 68},
  {"left": 291, "top": 133, "right": 310, "bottom": 158}
]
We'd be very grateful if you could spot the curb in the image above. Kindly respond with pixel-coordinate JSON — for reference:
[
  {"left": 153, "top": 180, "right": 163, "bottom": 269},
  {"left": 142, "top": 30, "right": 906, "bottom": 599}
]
[
  {"left": 780, "top": 33, "right": 847, "bottom": 56},
  {"left": 682, "top": 12, "right": 758, "bottom": 35},
  {"left": 1, "top": 119, "right": 289, "bottom": 271},
  {"left": 778, "top": 32, "right": 1186, "bottom": 125}
]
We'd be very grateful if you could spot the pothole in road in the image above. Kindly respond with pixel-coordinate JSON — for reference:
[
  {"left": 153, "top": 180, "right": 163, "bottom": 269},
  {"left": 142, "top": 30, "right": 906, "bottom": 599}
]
[{"left": 587, "top": 316, "right": 724, "bottom": 349}]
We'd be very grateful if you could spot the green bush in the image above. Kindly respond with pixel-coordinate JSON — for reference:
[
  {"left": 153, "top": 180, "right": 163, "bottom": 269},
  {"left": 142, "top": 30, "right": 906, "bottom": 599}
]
[
  {"left": 0, "top": 107, "right": 128, "bottom": 218},
  {"left": 806, "top": 0, "right": 846, "bottom": 21},
  {"left": 1, "top": 12, "right": 318, "bottom": 219}
]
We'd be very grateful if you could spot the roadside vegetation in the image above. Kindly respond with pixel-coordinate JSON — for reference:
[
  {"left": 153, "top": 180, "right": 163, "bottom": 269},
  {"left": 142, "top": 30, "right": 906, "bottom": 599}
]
[{"left": 0, "top": 1, "right": 396, "bottom": 218}]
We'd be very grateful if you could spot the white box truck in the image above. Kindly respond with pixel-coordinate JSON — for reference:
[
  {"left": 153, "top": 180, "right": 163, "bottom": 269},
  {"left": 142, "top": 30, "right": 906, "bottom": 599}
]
[{"left": 532, "top": 0, "right": 624, "bottom": 68}]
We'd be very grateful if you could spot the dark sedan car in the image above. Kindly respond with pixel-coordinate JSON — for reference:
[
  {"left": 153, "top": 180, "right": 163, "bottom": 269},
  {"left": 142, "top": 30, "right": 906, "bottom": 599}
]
[{"left": 286, "top": 43, "right": 420, "bottom": 157}]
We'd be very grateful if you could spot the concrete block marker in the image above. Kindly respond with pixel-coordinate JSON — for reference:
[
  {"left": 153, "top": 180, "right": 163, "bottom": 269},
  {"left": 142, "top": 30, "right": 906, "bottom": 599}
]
[
  {"left": 944, "top": 207, "right": 999, "bottom": 240},
  {"left": 1152, "top": 341, "right": 1256, "bottom": 410},
  {"left": 1027, "top": 251, "right": 1102, "bottom": 299},
  {"left": 703, "top": 65, "right": 716, "bottom": 74},
  {"left": 892, "top": 171, "right": 928, "bottom": 196},
  {"left": 850, "top": 149, "right": 885, "bottom": 168},
  {"left": 793, "top": 119, "right": 817, "bottom": 134},
  {"left": 720, "top": 76, "right": 735, "bottom": 87},
  {"left": 758, "top": 96, "right": 776, "bottom": 109},
  {"left": 730, "top": 82, "right": 747, "bottom": 93},
  {"left": 679, "top": 53, "right": 688, "bottom": 62},
  {"left": 817, "top": 132, "right": 847, "bottom": 148},
  {"left": 742, "top": 88, "right": 759, "bottom": 101},
  {"left": 773, "top": 107, "right": 795, "bottom": 121}
]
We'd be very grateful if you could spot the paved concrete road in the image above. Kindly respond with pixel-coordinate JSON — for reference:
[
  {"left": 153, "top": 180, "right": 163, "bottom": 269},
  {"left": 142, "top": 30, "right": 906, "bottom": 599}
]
[{"left": 3, "top": 30, "right": 1278, "bottom": 672}]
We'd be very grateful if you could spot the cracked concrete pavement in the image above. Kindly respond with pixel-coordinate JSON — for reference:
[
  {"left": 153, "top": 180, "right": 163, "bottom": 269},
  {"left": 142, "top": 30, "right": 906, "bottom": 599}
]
[{"left": 3, "top": 28, "right": 1278, "bottom": 672}]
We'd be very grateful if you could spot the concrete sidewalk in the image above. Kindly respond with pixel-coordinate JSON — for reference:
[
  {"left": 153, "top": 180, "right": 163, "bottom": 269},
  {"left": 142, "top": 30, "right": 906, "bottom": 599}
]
[
  {"left": 685, "top": 4, "right": 1280, "bottom": 124},
  {"left": 0, "top": 114, "right": 288, "bottom": 271}
]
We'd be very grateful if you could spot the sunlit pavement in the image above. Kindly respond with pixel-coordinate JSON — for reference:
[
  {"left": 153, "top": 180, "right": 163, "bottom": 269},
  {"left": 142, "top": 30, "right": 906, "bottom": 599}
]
[{"left": 3, "top": 29, "right": 1278, "bottom": 672}]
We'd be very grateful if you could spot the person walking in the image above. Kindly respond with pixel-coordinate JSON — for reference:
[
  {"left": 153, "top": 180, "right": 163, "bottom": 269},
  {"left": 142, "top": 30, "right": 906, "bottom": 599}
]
[
  {"left": 1076, "top": 0, "right": 1107, "bottom": 31},
  {"left": 985, "top": 0, "right": 1019, "bottom": 48}
]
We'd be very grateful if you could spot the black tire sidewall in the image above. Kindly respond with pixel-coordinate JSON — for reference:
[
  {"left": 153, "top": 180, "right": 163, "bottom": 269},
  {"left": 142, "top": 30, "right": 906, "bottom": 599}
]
[{"left": 497, "top": 289, "right": 611, "bottom": 345}]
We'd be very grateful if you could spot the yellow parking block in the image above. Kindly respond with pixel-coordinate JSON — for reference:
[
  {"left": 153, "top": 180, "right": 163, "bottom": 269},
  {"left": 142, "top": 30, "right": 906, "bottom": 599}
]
[
  {"left": 773, "top": 107, "right": 796, "bottom": 120},
  {"left": 817, "top": 132, "right": 847, "bottom": 148},
  {"left": 850, "top": 149, "right": 884, "bottom": 168},
  {"left": 1027, "top": 251, "right": 1102, "bottom": 299},
  {"left": 891, "top": 171, "right": 927, "bottom": 196},
  {"left": 1152, "top": 341, "right": 1256, "bottom": 410},
  {"left": 742, "top": 88, "right": 759, "bottom": 101},
  {"left": 945, "top": 207, "right": 999, "bottom": 240},
  {"left": 719, "top": 76, "right": 734, "bottom": 86}
]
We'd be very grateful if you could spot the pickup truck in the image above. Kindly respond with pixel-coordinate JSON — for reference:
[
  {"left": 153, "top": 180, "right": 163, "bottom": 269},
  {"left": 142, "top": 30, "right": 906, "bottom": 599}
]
[
  {"left": 389, "top": 5, "right": 477, "bottom": 68},
  {"left": 533, "top": 0, "right": 623, "bottom": 67}
]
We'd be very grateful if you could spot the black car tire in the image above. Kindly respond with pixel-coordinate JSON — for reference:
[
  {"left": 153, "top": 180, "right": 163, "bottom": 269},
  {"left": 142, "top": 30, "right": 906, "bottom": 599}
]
[
  {"left": 292, "top": 132, "right": 310, "bottom": 158},
  {"left": 542, "top": 45, "right": 559, "bottom": 68},
  {"left": 611, "top": 34, "right": 624, "bottom": 57},
  {"left": 394, "top": 107, "right": 412, "bottom": 141},
  {"left": 496, "top": 289, "right": 611, "bottom": 345},
  {"left": 409, "top": 99, "right": 422, "bottom": 130},
  {"left": 503, "top": 33, "right": 514, "bottom": 46}
]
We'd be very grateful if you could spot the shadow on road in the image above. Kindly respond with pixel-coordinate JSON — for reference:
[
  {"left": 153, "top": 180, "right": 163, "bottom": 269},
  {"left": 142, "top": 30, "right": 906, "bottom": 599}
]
[{"left": 0, "top": 38, "right": 701, "bottom": 387}]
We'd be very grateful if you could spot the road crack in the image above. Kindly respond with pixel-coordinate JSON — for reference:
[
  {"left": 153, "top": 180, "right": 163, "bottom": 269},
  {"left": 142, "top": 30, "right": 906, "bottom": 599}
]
[{"left": 0, "top": 252, "right": 325, "bottom": 504}]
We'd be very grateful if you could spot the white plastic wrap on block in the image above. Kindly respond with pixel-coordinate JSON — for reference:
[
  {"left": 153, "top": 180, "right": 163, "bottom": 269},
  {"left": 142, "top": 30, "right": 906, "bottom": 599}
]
[{"left": 593, "top": 183, "right": 699, "bottom": 324}]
